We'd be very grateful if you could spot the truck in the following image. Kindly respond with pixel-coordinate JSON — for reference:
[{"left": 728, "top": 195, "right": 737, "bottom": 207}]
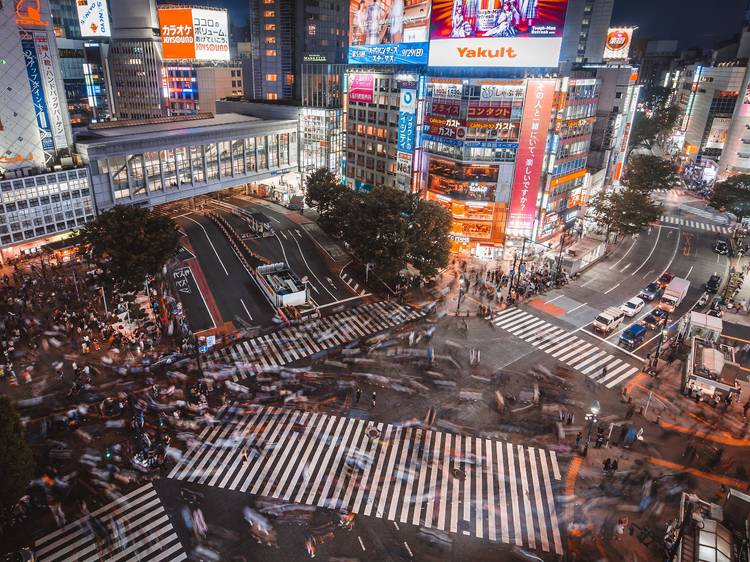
[
  {"left": 658, "top": 277, "right": 690, "bottom": 313},
  {"left": 592, "top": 306, "right": 626, "bottom": 334}
]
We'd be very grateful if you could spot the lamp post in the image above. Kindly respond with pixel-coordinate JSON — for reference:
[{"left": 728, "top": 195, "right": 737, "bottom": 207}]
[
  {"left": 556, "top": 229, "right": 568, "bottom": 286},
  {"left": 582, "top": 400, "right": 600, "bottom": 456},
  {"left": 650, "top": 311, "right": 670, "bottom": 372}
]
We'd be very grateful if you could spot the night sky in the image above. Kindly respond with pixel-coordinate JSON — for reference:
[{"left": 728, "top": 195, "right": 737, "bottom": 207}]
[{"left": 166, "top": 0, "right": 747, "bottom": 49}]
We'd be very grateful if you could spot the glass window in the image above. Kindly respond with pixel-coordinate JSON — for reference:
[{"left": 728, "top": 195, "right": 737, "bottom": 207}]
[
  {"left": 264, "top": 23, "right": 276, "bottom": 31},
  {"left": 256, "top": 136, "right": 267, "bottom": 169},
  {"left": 245, "top": 138, "right": 257, "bottom": 172},
  {"left": 128, "top": 154, "right": 146, "bottom": 197},
  {"left": 264, "top": 10, "right": 275, "bottom": 17},
  {"left": 144, "top": 151, "right": 162, "bottom": 193},
  {"left": 189, "top": 145, "right": 204, "bottom": 183},
  {"left": 232, "top": 140, "right": 245, "bottom": 176},
  {"left": 175, "top": 146, "right": 191, "bottom": 186},
  {"left": 219, "top": 141, "right": 232, "bottom": 177},
  {"left": 266, "top": 74, "right": 277, "bottom": 82},
  {"left": 279, "top": 133, "right": 289, "bottom": 166},
  {"left": 268, "top": 135, "right": 278, "bottom": 168},
  {"left": 161, "top": 149, "right": 177, "bottom": 189},
  {"left": 205, "top": 143, "right": 219, "bottom": 180}
]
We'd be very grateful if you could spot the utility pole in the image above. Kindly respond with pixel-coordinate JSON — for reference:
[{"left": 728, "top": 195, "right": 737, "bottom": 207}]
[
  {"left": 556, "top": 230, "right": 567, "bottom": 285},
  {"left": 513, "top": 237, "right": 527, "bottom": 299}
]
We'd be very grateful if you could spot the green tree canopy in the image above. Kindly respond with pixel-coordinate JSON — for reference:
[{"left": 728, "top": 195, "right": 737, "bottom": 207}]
[
  {"left": 406, "top": 199, "right": 452, "bottom": 278},
  {"left": 629, "top": 103, "right": 680, "bottom": 150},
  {"left": 588, "top": 187, "right": 662, "bottom": 239},
  {"left": 709, "top": 174, "right": 750, "bottom": 220},
  {"left": 79, "top": 205, "right": 180, "bottom": 290},
  {"left": 0, "top": 396, "right": 35, "bottom": 528},
  {"left": 623, "top": 154, "right": 676, "bottom": 192}
]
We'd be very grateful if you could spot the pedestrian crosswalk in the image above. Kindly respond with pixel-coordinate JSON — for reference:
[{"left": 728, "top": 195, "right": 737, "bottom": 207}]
[
  {"left": 168, "top": 404, "right": 564, "bottom": 555},
  {"left": 492, "top": 308, "right": 640, "bottom": 389},
  {"left": 209, "top": 301, "right": 424, "bottom": 377},
  {"left": 659, "top": 215, "right": 730, "bottom": 233},
  {"left": 33, "top": 483, "right": 186, "bottom": 562}
]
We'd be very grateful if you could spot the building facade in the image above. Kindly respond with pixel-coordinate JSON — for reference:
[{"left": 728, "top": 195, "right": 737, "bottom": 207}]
[
  {"left": 676, "top": 63, "right": 744, "bottom": 162},
  {"left": 718, "top": 65, "right": 750, "bottom": 176},
  {"left": 75, "top": 113, "right": 298, "bottom": 210},
  {"left": 164, "top": 65, "right": 244, "bottom": 116},
  {"left": 248, "top": 0, "right": 348, "bottom": 101},
  {"left": 558, "top": 0, "right": 615, "bottom": 67}
]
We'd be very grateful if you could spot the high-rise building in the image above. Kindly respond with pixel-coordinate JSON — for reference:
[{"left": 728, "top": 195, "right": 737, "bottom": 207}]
[
  {"left": 164, "top": 65, "right": 244, "bottom": 115},
  {"left": 633, "top": 39, "right": 679, "bottom": 89},
  {"left": 248, "top": 0, "right": 349, "bottom": 101},
  {"left": 718, "top": 65, "right": 750, "bottom": 177},
  {"left": 107, "top": 0, "right": 166, "bottom": 119},
  {"left": 559, "top": 0, "right": 615, "bottom": 67}
]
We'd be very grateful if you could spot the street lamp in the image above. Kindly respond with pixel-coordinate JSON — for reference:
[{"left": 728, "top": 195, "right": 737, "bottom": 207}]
[{"left": 582, "top": 400, "right": 600, "bottom": 456}]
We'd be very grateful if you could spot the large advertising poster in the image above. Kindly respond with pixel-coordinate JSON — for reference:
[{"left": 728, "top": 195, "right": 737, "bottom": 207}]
[
  {"left": 34, "top": 33, "right": 68, "bottom": 150},
  {"left": 21, "top": 35, "right": 54, "bottom": 152},
  {"left": 76, "top": 0, "right": 110, "bottom": 37},
  {"left": 349, "top": 74, "right": 375, "bottom": 103},
  {"left": 602, "top": 27, "right": 633, "bottom": 60},
  {"left": 507, "top": 79, "right": 556, "bottom": 236},
  {"left": 428, "top": 0, "right": 569, "bottom": 67},
  {"left": 159, "top": 7, "right": 230, "bottom": 61},
  {"left": 705, "top": 117, "right": 731, "bottom": 150},
  {"left": 348, "top": 0, "right": 432, "bottom": 65}
]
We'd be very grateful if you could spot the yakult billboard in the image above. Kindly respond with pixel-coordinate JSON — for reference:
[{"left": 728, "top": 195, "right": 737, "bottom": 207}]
[
  {"left": 428, "top": 0, "right": 569, "bottom": 67},
  {"left": 159, "top": 7, "right": 230, "bottom": 61}
]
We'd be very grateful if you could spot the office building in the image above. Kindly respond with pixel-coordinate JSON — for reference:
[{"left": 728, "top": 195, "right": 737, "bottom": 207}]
[
  {"left": 676, "top": 63, "right": 744, "bottom": 162},
  {"left": 164, "top": 65, "right": 244, "bottom": 116},
  {"left": 634, "top": 39, "right": 679, "bottom": 89},
  {"left": 107, "top": 0, "right": 166, "bottom": 119},
  {"left": 248, "top": 0, "right": 349, "bottom": 101},
  {"left": 718, "top": 65, "right": 750, "bottom": 176},
  {"left": 559, "top": 0, "right": 616, "bottom": 67}
]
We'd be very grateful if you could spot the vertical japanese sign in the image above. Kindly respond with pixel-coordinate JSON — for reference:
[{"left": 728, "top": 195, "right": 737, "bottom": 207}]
[
  {"left": 397, "top": 89, "right": 417, "bottom": 154},
  {"left": 21, "top": 35, "right": 54, "bottom": 152},
  {"left": 507, "top": 79, "right": 555, "bottom": 236},
  {"left": 34, "top": 32, "right": 68, "bottom": 150},
  {"left": 349, "top": 74, "right": 374, "bottom": 103}
]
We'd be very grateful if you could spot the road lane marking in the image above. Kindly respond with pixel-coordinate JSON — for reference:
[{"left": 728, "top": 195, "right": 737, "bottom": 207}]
[
  {"left": 182, "top": 215, "right": 229, "bottom": 276},
  {"left": 290, "top": 233, "right": 338, "bottom": 300},
  {"left": 631, "top": 225, "right": 661, "bottom": 275},
  {"left": 544, "top": 295, "right": 562, "bottom": 304},
  {"left": 240, "top": 298, "right": 253, "bottom": 321},
  {"left": 567, "top": 302, "right": 587, "bottom": 314},
  {"left": 609, "top": 237, "right": 638, "bottom": 270},
  {"left": 603, "top": 283, "right": 621, "bottom": 294}
]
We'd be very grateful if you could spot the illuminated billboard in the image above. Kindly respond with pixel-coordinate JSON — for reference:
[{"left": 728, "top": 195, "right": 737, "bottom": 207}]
[
  {"left": 349, "top": 73, "right": 374, "bottom": 103},
  {"left": 507, "top": 79, "right": 556, "bottom": 236},
  {"left": 159, "top": 7, "right": 229, "bottom": 61},
  {"left": 348, "top": 0, "right": 432, "bottom": 65},
  {"left": 602, "top": 27, "right": 633, "bottom": 60},
  {"left": 428, "top": 0, "right": 569, "bottom": 67},
  {"left": 76, "top": 0, "right": 110, "bottom": 37}
]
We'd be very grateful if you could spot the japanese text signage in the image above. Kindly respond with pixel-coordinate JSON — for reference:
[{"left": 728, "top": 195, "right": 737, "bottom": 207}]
[
  {"left": 34, "top": 33, "right": 68, "bottom": 150},
  {"left": 349, "top": 73, "right": 374, "bottom": 104},
  {"left": 507, "top": 79, "right": 555, "bottom": 236},
  {"left": 428, "top": 0, "right": 570, "bottom": 67},
  {"left": 76, "top": 0, "right": 110, "bottom": 37},
  {"left": 348, "top": 0, "right": 432, "bottom": 65},
  {"left": 20, "top": 35, "right": 54, "bottom": 152},
  {"left": 397, "top": 89, "right": 417, "bottom": 154},
  {"left": 159, "top": 7, "right": 229, "bottom": 61}
]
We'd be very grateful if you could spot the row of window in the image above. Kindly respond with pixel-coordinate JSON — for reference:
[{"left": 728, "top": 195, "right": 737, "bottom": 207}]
[
  {"left": 551, "top": 157, "right": 587, "bottom": 178},
  {"left": 100, "top": 134, "right": 294, "bottom": 201}
]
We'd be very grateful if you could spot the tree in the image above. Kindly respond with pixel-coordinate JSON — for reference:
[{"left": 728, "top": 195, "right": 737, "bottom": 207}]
[
  {"left": 406, "top": 199, "right": 452, "bottom": 278},
  {"left": 623, "top": 154, "right": 675, "bottom": 192},
  {"left": 79, "top": 205, "right": 180, "bottom": 290},
  {"left": 709, "top": 175, "right": 750, "bottom": 220},
  {"left": 0, "top": 396, "right": 35, "bottom": 528},
  {"left": 588, "top": 187, "right": 661, "bottom": 239},
  {"left": 629, "top": 111, "right": 660, "bottom": 150}
]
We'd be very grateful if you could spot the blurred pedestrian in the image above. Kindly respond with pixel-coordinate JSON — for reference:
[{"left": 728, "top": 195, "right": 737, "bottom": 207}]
[
  {"left": 575, "top": 431, "right": 582, "bottom": 448},
  {"left": 371, "top": 391, "right": 376, "bottom": 408},
  {"left": 603, "top": 458, "right": 611, "bottom": 472},
  {"left": 355, "top": 387, "right": 361, "bottom": 403},
  {"left": 610, "top": 459, "right": 618, "bottom": 473},
  {"left": 743, "top": 400, "right": 750, "bottom": 418}
]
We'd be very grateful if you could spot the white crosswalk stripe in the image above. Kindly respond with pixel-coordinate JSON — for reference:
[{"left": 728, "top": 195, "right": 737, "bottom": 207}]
[
  {"left": 33, "top": 483, "right": 186, "bottom": 562},
  {"left": 168, "top": 405, "right": 564, "bottom": 556},
  {"left": 659, "top": 215, "right": 729, "bottom": 233},
  {"left": 492, "top": 308, "right": 640, "bottom": 388},
  {"left": 209, "top": 301, "right": 424, "bottom": 378}
]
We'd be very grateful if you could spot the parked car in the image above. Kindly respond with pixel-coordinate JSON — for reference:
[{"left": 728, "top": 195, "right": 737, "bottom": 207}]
[
  {"left": 619, "top": 324, "right": 647, "bottom": 349},
  {"left": 705, "top": 274, "right": 721, "bottom": 293},
  {"left": 713, "top": 239, "right": 730, "bottom": 255},
  {"left": 620, "top": 297, "right": 645, "bottom": 317},
  {"left": 639, "top": 282, "right": 664, "bottom": 302},
  {"left": 641, "top": 308, "right": 668, "bottom": 330},
  {"left": 656, "top": 273, "right": 674, "bottom": 288}
]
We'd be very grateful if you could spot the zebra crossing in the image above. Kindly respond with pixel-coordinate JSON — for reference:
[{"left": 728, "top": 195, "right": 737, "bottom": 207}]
[
  {"left": 492, "top": 308, "right": 640, "bottom": 389},
  {"left": 209, "top": 301, "right": 424, "bottom": 377},
  {"left": 659, "top": 215, "right": 730, "bottom": 233},
  {"left": 33, "top": 483, "right": 186, "bottom": 562},
  {"left": 168, "top": 404, "right": 564, "bottom": 555}
]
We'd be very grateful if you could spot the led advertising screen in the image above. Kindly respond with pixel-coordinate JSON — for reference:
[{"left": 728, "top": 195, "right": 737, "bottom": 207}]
[
  {"left": 428, "top": 0, "right": 570, "bottom": 67},
  {"left": 348, "top": 0, "right": 432, "bottom": 65},
  {"left": 76, "top": 0, "right": 110, "bottom": 37},
  {"left": 159, "top": 7, "right": 230, "bottom": 61},
  {"left": 602, "top": 27, "right": 633, "bottom": 60},
  {"left": 507, "top": 79, "right": 556, "bottom": 236}
]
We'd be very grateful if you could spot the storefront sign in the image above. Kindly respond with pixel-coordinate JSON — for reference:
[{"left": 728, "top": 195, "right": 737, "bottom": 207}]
[
  {"left": 467, "top": 103, "right": 512, "bottom": 119},
  {"left": 508, "top": 79, "right": 556, "bottom": 236},
  {"left": 349, "top": 73, "right": 374, "bottom": 104},
  {"left": 397, "top": 89, "right": 417, "bottom": 154},
  {"left": 396, "top": 151, "right": 413, "bottom": 175},
  {"left": 479, "top": 84, "right": 525, "bottom": 101},
  {"left": 431, "top": 101, "right": 460, "bottom": 117},
  {"left": 432, "top": 82, "right": 463, "bottom": 99},
  {"left": 34, "top": 33, "right": 68, "bottom": 150}
]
